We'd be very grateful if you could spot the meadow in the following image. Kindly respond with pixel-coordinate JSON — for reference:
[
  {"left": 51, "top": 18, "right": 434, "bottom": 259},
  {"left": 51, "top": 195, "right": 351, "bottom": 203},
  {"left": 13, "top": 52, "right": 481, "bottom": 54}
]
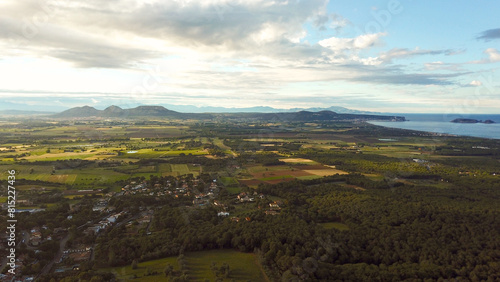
[{"left": 100, "top": 249, "right": 267, "bottom": 282}]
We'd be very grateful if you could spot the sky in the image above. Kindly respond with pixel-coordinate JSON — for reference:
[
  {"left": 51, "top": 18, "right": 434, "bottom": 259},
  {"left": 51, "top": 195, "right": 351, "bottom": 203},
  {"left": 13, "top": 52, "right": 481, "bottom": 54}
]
[{"left": 0, "top": 0, "right": 499, "bottom": 113}]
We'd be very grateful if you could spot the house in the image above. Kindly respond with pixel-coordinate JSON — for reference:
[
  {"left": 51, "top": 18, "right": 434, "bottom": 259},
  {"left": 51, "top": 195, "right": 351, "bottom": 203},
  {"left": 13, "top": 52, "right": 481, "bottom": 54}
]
[
  {"left": 17, "top": 199, "right": 33, "bottom": 206},
  {"left": 237, "top": 192, "right": 255, "bottom": 202},
  {"left": 269, "top": 202, "right": 281, "bottom": 209},
  {"left": 265, "top": 210, "right": 280, "bottom": 216},
  {"left": 137, "top": 215, "right": 151, "bottom": 224},
  {"left": 83, "top": 225, "right": 102, "bottom": 236},
  {"left": 193, "top": 198, "right": 209, "bottom": 206}
]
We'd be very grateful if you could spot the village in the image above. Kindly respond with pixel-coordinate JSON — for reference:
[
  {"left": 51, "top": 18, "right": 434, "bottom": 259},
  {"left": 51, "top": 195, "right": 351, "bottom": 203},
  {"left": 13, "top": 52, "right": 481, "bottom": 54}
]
[{"left": 0, "top": 171, "right": 286, "bottom": 281}]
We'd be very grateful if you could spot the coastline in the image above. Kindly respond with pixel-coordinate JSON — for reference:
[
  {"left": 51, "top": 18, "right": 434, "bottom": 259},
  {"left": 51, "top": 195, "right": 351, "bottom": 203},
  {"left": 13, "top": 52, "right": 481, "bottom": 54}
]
[{"left": 368, "top": 120, "right": 500, "bottom": 140}]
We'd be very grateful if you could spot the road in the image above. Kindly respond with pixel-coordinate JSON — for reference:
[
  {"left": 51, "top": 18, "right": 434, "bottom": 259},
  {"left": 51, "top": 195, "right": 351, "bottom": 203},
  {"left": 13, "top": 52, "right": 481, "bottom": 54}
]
[{"left": 38, "top": 233, "right": 69, "bottom": 277}]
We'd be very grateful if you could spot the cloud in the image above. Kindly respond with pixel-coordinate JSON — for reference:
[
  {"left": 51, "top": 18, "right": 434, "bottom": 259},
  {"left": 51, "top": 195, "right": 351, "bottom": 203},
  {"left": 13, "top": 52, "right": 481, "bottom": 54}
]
[
  {"left": 1, "top": 0, "right": 489, "bottom": 112},
  {"left": 424, "top": 61, "right": 463, "bottom": 71},
  {"left": 352, "top": 72, "right": 461, "bottom": 86},
  {"left": 477, "top": 28, "right": 500, "bottom": 41},
  {"left": 314, "top": 13, "right": 351, "bottom": 33},
  {"left": 484, "top": 48, "right": 500, "bottom": 62},
  {"left": 0, "top": 0, "right": 329, "bottom": 67},
  {"left": 470, "top": 48, "right": 500, "bottom": 64},
  {"left": 319, "top": 32, "right": 386, "bottom": 51},
  {"left": 378, "top": 48, "right": 455, "bottom": 64},
  {"left": 0, "top": 4, "right": 157, "bottom": 67},
  {"left": 468, "top": 80, "right": 482, "bottom": 86}
]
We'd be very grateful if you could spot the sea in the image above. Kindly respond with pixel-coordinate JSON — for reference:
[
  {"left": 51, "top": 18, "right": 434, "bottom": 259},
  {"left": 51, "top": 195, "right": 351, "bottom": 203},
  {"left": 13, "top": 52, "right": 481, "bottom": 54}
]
[{"left": 369, "top": 114, "right": 500, "bottom": 140}]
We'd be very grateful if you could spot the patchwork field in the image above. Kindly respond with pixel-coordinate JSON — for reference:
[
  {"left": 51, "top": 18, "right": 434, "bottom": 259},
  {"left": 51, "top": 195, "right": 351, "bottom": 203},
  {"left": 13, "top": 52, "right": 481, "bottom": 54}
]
[
  {"left": 240, "top": 159, "right": 349, "bottom": 186},
  {"left": 279, "top": 158, "right": 316, "bottom": 164},
  {"left": 161, "top": 164, "right": 200, "bottom": 177}
]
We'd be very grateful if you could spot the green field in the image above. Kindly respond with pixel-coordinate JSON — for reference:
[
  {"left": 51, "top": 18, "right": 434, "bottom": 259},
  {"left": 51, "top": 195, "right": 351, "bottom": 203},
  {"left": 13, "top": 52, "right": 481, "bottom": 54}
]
[
  {"left": 220, "top": 177, "right": 239, "bottom": 186},
  {"left": 161, "top": 164, "right": 200, "bottom": 177},
  {"left": 100, "top": 249, "right": 267, "bottom": 281},
  {"left": 213, "top": 137, "right": 235, "bottom": 155},
  {"left": 260, "top": 175, "right": 294, "bottom": 181},
  {"left": 296, "top": 175, "right": 323, "bottom": 180},
  {"left": 118, "top": 148, "right": 207, "bottom": 159},
  {"left": 100, "top": 256, "right": 179, "bottom": 281},
  {"left": 185, "top": 249, "right": 268, "bottom": 281},
  {"left": 225, "top": 186, "right": 242, "bottom": 194}
]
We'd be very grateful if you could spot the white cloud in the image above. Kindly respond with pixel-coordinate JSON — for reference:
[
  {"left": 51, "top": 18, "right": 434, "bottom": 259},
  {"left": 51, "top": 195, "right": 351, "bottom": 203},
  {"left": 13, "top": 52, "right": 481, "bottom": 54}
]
[
  {"left": 470, "top": 48, "right": 500, "bottom": 64},
  {"left": 0, "top": 0, "right": 490, "bottom": 111},
  {"left": 318, "top": 33, "right": 386, "bottom": 51},
  {"left": 469, "top": 80, "right": 482, "bottom": 86},
  {"left": 485, "top": 48, "right": 500, "bottom": 62}
]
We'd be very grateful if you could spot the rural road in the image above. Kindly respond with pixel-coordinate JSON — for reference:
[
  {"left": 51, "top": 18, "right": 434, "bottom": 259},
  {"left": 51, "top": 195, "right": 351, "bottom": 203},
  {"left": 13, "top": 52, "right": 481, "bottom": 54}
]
[{"left": 38, "top": 233, "right": 70, "bottom": 277}]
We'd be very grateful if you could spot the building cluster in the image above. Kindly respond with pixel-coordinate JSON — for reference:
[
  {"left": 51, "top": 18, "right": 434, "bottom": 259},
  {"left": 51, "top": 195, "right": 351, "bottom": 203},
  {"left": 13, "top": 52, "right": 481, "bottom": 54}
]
[
  {"left": 121, "top": 178, "right": 207, "bottom": 198},
  {"left": 84, "top": 211, "right": 126, "bottom": 236},
  {"left": 29, "top": 227, "right": 43, "bottom": 246},
  {"left": 265, "top": 201, "right": 282, "bottom": 216},
  {"left": 193, "top": 180, "right": 220, "bottom": 206},
  {"left": 61, "top": 246, "right": 92, "bottom": 263}
]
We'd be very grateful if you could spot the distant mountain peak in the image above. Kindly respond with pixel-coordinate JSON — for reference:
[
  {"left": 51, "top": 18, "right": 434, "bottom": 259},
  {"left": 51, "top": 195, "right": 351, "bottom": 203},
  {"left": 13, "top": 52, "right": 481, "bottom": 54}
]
[
  {"left": 104, "top": 105, "right": 123, "bottom": 111},
  {"left": 54, "top": 105, "right": 181, "bottom": 118}
]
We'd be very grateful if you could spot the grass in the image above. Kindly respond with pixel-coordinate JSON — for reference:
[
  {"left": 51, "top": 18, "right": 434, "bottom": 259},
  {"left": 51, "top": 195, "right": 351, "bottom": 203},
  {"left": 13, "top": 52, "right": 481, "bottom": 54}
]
[
  {"left": 320, "top": 222, "right": 350, "bottom": 231},
  {"left": 260, "top": 175, "right": 294, "bottom": 181},
  {"left": 100, "top": 249, "right": 267, "bottom": 282},
  {"left": 225, "top": 186, "right": 242, "bottom": 195},
  {"left": 248, "top": 165, "right": 289, "bottom": 173},
  {"left": 303, "top": 168, "right": 348, "bottom": 176},
  {"left": 213, "top": 138, "right": 235, "bottom": 155},
  {"left": 220, "top": 177, "right": 238, "bottom": 186},
  {"left": 161, "top": 164, "right": 200, "bottom": 177},
  {"left": 279, "top": 158, "right": 317, "bottom": 164},
  {"left": 185, "top": 249, "right": 268, "bottom": 281},
  {"left": 117, "top": 149, "right": 207, "bottom": 159},
  {"left": 296, "top": 175, "right": 323, "bottom": 180},
  {"left": 100, "top": 256, "right": 178, "bottom": 281},
  {"left": 23, "top": 153, "right": 96, "bottom": 161}
]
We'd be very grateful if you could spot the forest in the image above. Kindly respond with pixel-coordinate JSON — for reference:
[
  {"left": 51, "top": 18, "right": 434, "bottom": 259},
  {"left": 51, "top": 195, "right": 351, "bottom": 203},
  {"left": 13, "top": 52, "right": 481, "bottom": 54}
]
[{"left": 0, "top": 118, "right": 499, "bottom": 281}]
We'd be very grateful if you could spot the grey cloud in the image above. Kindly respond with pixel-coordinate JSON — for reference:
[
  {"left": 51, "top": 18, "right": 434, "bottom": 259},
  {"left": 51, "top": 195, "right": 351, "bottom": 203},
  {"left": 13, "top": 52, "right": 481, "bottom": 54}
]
[
  {"left": 0, "top": 14, "right": 156, "bottom": 68},
  {"left": 424, "top": 62, "right": 463, "bottom": 71},
  {"left": 0, "top": 0, "right": 329, "bottom": 67},
  {"left": 378, "top": 48, "right": 455, "bottom": 64},
  {"left": 477, "top": 28, "right": 500, "bottom": 41},
  {"left": 59, "top": 0, "right": 327, "bottom": 49},
  {"left": 313, "top": 14, "right": 329, "bottom": 30},
  {"left": 352, "top": 71, "right": 466, "bottom": 86}
]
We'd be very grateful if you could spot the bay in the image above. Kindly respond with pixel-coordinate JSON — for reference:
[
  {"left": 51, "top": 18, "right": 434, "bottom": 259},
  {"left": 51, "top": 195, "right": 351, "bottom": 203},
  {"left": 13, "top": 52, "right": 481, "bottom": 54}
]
[{"left": 369, "top": 114, "right": 500, "bottom": 140}]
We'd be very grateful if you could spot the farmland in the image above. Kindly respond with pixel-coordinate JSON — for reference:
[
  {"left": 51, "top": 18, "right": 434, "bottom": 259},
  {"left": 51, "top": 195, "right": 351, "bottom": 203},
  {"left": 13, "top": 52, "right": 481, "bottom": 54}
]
[{"left": 1, "top": 117, "right": 500, "bottom": 281}]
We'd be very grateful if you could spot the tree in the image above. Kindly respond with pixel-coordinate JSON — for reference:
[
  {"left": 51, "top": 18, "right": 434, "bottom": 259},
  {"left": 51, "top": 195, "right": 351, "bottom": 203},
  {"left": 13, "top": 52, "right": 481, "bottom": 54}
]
[
  {"left": 164, "top": 263, "right": 174, "bottom": 277},
  {"left": 131, "top": 259, "right": 138, "bottom": 270}
]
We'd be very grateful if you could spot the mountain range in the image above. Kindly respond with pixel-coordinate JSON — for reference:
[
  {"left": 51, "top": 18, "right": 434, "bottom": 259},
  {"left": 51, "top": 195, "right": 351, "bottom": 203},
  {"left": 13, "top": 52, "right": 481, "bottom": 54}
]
[
  {"left": 0, "top": 103, "right": 380, "bottom": 115},
  {"left": 52, "top": 105, "right": 405, "bottom": 122}
]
